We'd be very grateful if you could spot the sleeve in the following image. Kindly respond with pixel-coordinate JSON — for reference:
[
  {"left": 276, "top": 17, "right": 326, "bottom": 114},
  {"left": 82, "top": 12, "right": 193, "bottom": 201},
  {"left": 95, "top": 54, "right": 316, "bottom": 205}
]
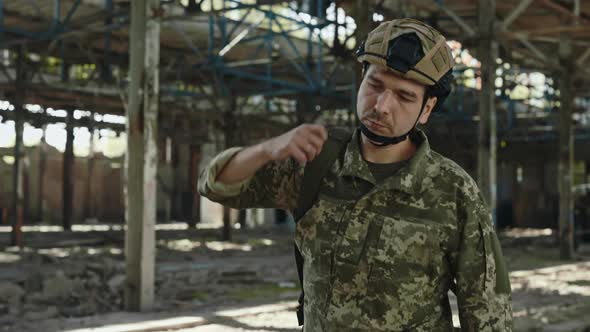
[
  {"left": 450, "top": 178, "right": 513, "bottom": 331},
  {"left": 197, "top": 147, "right": 304, "bottom": 211}
]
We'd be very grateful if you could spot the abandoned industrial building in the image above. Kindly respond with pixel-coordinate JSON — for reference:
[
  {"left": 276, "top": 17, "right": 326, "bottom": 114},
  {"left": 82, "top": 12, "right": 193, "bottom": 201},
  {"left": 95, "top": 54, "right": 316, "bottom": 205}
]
[{"left": 0, "top": 0, "right": 590, "bottom": 331}]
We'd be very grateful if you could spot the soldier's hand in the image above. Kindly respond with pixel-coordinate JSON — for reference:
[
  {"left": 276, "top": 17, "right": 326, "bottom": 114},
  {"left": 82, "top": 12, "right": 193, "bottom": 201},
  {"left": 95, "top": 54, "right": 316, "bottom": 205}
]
[{"left": 262, "top": 124, "right": 328, "bottom": 165}]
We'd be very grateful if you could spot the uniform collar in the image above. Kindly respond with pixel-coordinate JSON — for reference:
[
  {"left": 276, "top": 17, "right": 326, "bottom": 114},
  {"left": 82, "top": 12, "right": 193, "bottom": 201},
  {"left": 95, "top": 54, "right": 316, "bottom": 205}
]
[
  {"left": 340, "top": 128, "right": 431, "bottom": 194},
  {"left": 340, "top": 129, "right": 376, "bottom": 184}
]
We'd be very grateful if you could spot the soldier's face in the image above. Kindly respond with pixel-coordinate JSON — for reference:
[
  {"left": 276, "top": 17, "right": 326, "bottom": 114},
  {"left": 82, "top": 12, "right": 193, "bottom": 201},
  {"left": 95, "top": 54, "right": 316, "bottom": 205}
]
[{"left": 356, "top": 65, "right": 436, "bottom": 138}]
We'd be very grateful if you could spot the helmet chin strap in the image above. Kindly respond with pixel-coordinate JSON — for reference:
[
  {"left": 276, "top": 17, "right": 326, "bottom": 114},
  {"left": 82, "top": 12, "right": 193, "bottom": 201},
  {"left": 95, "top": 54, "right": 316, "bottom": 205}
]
[{"left": 360, "top": 93, "right": 429, "bottom": 147}]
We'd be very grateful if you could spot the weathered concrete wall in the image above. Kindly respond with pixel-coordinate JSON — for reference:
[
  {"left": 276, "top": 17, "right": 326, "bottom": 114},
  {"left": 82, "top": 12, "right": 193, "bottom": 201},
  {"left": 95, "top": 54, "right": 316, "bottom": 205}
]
[
  {"left": 425, "top": 127, "right": 590, "bottom": 229},
  {"left": 0, "top": 137, "right": 196, "bottom": 225}
]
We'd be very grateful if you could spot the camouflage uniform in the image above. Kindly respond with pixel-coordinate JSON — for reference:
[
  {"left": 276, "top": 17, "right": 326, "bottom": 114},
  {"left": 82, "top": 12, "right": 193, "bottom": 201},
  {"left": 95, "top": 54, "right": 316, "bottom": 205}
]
[{"left": 199, "top": 129, "right": 513, "bottom": 331}]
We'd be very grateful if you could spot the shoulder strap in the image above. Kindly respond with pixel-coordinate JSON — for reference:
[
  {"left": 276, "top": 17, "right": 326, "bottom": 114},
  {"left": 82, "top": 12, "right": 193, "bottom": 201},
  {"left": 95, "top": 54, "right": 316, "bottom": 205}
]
[
  {"left": 292, "top": 127, "right": 351, "bottom": 327},
  {"left": 293, "top": 127, "right": 351, "bottom": 222}
]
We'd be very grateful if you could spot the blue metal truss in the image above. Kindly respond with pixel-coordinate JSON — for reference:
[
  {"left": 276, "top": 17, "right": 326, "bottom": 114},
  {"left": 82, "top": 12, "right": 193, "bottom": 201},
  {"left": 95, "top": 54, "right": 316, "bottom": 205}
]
[
  {"left": 0, "top": 0, "right": 575, "bottom": 123},
  {"left": 0, "top": 0, "right": 82, "bottom": 39},
  {"left": 194, "top": 0, "right": 355, "bottom": 108},
  {"left": 0, "top": 0, "right": 128, "bottom": 49},
  {"left": 103, "top": 0, "right": 113, "bottom": 81},
  {"left": 0, "top": 0, "right": 353, "bottom": 110}
]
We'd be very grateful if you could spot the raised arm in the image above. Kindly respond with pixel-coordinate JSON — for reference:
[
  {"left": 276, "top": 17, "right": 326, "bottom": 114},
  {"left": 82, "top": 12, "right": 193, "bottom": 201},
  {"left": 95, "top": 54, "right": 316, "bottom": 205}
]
[{"left": 198, "top": 124, "right": 327, "bottom": 211}]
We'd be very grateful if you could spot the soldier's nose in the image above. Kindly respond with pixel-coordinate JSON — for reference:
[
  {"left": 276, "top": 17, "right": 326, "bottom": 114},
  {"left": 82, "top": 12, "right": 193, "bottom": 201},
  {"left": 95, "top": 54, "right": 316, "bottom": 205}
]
[{"left": 375, "top": 89, "right": 394, "bottom": 115}]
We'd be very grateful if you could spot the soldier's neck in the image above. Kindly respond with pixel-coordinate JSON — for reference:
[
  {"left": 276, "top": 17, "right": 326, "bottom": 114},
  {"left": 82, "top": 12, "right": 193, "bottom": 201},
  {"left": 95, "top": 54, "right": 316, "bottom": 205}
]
[{"left": 360, "top": 133, "right": 416, "bottom": 164}]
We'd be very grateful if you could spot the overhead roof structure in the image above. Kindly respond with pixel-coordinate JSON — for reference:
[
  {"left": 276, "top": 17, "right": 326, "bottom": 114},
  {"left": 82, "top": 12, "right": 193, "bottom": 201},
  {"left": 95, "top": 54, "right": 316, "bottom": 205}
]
[
  {"left": 385, "top": 0, "right": 590, "bottom": 84},
  {"left": 0, "top": 0, "right": 588, "bottom": 136},
  {"left": 0, "top": 0, "right": 357, "bottom": 129}
]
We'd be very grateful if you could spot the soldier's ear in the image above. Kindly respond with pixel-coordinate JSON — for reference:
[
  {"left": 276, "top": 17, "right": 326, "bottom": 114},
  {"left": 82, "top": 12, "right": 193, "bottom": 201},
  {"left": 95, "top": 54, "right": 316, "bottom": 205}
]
[{"left": 419, "top": 96, "right": 437, "bottom": 125}]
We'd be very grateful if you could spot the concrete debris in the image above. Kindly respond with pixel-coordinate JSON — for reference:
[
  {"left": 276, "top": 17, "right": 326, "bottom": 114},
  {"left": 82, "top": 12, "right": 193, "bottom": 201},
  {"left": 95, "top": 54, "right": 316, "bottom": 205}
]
[
  {"left": 218, "top": 270, "right": 260, "bottom": 284},
  {"left": 0, "top": 282, "right": 24, "bottom": 307},
  {"left": 23, "top": 305, "right": 59, "bottom": 321},
  {"left": 23, "top": 267, "right": 43, "bottom": 293},
  {"left": 5, "top": 229, "right": 589, "bottom": 332},
  {"left": 107, "top": 274, "right": 126, "bottom": 293},
  {"left": 86, "top": 270, "right": 102, "bottom": 289},
  {"left": 42, "top": 270, "right": 80, "bottom": 300}
]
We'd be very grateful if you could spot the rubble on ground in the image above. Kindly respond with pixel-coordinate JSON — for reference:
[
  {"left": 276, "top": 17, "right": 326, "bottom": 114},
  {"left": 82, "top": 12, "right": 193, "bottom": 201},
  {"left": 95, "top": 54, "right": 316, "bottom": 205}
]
[
  {"left": 0, "top": 228, "right": 297, "bottom": 331},
  {"left": 1, "top": 227, "right": 589, "bottom": 332}
]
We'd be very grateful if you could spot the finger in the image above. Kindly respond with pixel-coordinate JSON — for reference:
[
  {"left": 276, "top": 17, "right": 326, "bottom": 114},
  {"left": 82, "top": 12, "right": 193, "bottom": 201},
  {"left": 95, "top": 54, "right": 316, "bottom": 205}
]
[
  {"left": 289, "top": 146, "right": 308, "bottom": 165},
  {"left": 296, "top": 141, "right": 316, "bottom": 161},
  {"left": 306, "top": 124, "right": 328, "bottom": 142},
  {"left": 304, "top": 132, "right": 326, "bottom": 155},
  {"left": 295, "top": 128, "right": 325, "bottom": 153}
]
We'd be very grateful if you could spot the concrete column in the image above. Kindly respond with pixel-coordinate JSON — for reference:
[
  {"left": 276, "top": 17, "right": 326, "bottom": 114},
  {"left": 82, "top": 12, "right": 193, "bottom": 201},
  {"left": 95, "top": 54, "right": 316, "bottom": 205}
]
[
  {"left": 173, "top": 139, "right": 191, "bottom": 223},
  {"left": 172, "top": 137, "right": 180, "bottom": 222},
  {"left": 124, "top": 0, "right": 160, "bottom": 311},
  {"left": 238, "top": 209, "right": 246, "bottom": 229},
  {"left": 12, "top": 114, "right": 24, "bottom": 245},
  {"left": 222, "top": 206, "right": 232, "bottom": 241},
  {"left": 11, "top": 47, "right": 25, "bottom": 246},
  {"left": 37, "top": 126, "right": 47, "bottom": 222},
  {"left": 477, "top": 0, "right": 498, "bottom": 222},
  {"left": 164, "top": 136, "right": 173, "bottom": 222},
  {"left": 85, "top": 125, "right": 95, "bottom": 221},
  {"left": 62, "top": 110, "right": 74, "bottom": 231},
  {"left": 558, "top": 39, "right": 574, "bottom": 259},
  {"left": 189, "top": 145, "right": 200, "bottom": 228}
]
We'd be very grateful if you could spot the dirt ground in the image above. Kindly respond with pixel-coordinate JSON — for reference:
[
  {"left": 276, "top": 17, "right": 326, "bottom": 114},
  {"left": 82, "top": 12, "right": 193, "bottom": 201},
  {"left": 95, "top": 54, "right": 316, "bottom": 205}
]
[{"left": 1, "top": 224, "right": 589, "bottom": 332}]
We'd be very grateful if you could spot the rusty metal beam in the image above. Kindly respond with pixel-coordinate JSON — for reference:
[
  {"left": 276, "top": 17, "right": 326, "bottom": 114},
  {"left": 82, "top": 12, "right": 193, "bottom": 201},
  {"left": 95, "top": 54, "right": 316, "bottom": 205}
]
[
  {"left": 499, "top": 0, "right": 534, "bottom": 30},
  {"left": 10, "top": 46, "right": 25, "bottom": 247},
  {"left": 434, "top": 1, "right": 476, "bottom": 37},
  {"left": 478, "top": 0, "right": 498, "bottom": 221},
  {"left": 576, "top": 47, "right": 590, "bottom": 66},
  {"left": 516, "top": 34, "right": 548, "bottom": 63},
  {"left": 538, "top": 0, "right": 590, "bottom": 25},
  {"left": 62, "top": 110, "right": 74, "bottom": 231},
  {"left": 558, "top": 38, "right": 575, "bottom": 259}
]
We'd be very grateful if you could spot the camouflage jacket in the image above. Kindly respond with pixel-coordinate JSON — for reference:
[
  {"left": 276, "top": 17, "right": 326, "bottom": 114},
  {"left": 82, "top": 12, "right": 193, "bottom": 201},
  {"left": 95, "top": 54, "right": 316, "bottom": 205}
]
[{"left": 198, "top": 129, "right": 513, "bottom": 331}]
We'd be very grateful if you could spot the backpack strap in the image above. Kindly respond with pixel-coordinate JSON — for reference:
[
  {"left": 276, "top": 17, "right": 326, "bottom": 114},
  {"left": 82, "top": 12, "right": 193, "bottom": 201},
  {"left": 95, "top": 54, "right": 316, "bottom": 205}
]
[
  {"left": 292, "top": 127, "right": 351, "bottom": 326},
  {"left": 293, "top": 127, "right": 351, "bottom": 221}
]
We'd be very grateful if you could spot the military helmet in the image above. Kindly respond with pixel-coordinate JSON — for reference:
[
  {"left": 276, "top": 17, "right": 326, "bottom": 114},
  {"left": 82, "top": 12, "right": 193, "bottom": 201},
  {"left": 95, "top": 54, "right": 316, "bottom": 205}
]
[{"left": 356, "top": 18, "right": 454, "bottom": 111}]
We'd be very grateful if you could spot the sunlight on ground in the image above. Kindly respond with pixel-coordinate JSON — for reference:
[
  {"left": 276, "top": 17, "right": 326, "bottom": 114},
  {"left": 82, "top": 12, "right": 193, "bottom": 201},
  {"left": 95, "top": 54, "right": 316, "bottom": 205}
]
[
  {"left": 510, "top": 262, "right": 590, "bottom": 296},
  {"left": 205, "top": 241, "right": 253, "bottom": 252},
  {"left": 0, "top": 222, "right": 221, "bottom": 233},
  {"left": 502, "top": 228, "right": 553, "bottom": 238},
  {"left": 61, "top": 302, "right": 298, "bottom": 332},
  {"left": 63, "top": 316, "right": 206, "bottom": 332}
]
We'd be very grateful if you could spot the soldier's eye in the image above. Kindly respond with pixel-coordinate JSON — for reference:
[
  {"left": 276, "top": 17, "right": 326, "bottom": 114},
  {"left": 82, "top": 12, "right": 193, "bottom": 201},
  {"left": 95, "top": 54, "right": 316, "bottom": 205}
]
[
  {"left": 399, "top": 92, "right": 417, "bottom": 103},
  {"left": 367, "top": 80, "right": 381, "bottom": 89},
  {"left": 400, "top": 95, "right": 413, "bottom": 102}
]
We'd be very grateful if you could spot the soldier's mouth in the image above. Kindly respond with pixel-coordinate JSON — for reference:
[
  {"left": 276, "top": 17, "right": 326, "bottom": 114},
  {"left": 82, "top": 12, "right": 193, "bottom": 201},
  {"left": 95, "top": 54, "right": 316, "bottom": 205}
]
[{"left": 365, "top": 119, "right": 387, "bottom": 130}]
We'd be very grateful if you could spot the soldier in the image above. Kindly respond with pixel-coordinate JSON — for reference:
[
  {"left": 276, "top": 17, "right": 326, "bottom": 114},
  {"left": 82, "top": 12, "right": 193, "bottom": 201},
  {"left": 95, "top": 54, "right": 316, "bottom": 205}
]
[{"left": 199, "top": 18, "right": 513, "bottom": 331}]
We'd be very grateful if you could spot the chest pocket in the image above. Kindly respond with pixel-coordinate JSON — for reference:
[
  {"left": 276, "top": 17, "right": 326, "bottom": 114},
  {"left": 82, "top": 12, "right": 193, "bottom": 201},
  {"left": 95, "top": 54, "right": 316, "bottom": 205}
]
[
  {"left": 295, "top": 193, "right": 351, "bottom": 314},
  {"left": 362, "top": 212, "right": 444, "bottom": 330},
  {"left": 370, "top": 214, "right": 439, "bottom": 277},
  {"left": 295, "top": 194, "right": 349, "bottom": 260}
]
